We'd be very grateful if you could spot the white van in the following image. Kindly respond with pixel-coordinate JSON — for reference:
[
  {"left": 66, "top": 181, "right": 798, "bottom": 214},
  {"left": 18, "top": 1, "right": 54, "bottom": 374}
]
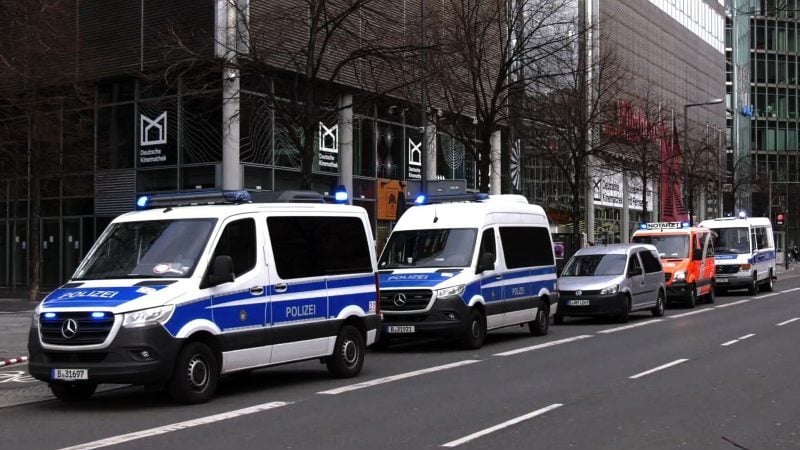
[
  {"left": 28, "top": 190, "right": 380, "bottom": 404},
  {"left": 698, "top": 216, "right": 776, "bottom": 294},
  {"left": 376, "top": 194, "right": 557, "bottom": 349}
]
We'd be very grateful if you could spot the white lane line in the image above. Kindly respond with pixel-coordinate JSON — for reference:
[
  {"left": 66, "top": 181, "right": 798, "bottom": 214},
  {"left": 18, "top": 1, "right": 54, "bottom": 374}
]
[
  {"left": 738, "top": 333, "right": 755, "bottom": 340},
  {"left": 441, "top": 403, "right": 563, "bottom": 447},
  {"left": 781, "top": 287, "right": 800, "bottom": 294},
  {"left": 317, "top": 360, "right": 481, "bottom": 395},
  {"left": 715, "top": 299, "right": 751, "bottom": 308},
  {"left": 596, "top": 319, "right": 663, "bottom": 334},
  {"left": 721, "top": 340, "right": 739, "bottom": 347},
  {"left": 669, "top": 308, "right": 714, "bottom": 319},
  {"left": 629, "top": 358, "right": 689, "bottom": 379},
  {"left": 777, "top": 318, "right": 800, "bottom": 326},
  {"left": 494, "top": 335, "right": 593, "bottom": 356},
  {"left": 58, "top": 401, "right": 291, "bottom": 450}
]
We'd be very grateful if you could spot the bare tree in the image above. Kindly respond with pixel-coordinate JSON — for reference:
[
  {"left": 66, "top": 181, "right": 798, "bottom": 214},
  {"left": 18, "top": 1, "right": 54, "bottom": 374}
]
[
  {"left": 159, "top": 0, "right": 419, "bottom": 190},
  {"left": 0, "top": 0, "right": 91, "bottom": 301},
  {"left": 522, "top": 37, "right": 628, "bottom": 242},
  {"left": 425, "top": 0, "right": 579, "bottom": 193}
]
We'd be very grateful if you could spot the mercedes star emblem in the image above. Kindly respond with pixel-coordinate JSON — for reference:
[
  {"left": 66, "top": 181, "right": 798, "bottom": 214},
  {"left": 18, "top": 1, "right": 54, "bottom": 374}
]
[
  {"left": 61, "top": 318, "right": 79, "bottom": 339},
  {"left": 393, "top": 293, "right": 407, "bottom": 307}
]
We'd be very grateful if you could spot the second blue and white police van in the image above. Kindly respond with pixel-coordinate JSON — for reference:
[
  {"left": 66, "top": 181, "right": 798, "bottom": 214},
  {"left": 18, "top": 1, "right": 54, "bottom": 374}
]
[
  {"left": 698, "top": 215, "right": 776, "bottom": 294},
  {"left": 28, "top": 190, "right": 381, "bottom": 404},
  {"left": 376, "top": 194, "right": 558, "bottom": 349}
]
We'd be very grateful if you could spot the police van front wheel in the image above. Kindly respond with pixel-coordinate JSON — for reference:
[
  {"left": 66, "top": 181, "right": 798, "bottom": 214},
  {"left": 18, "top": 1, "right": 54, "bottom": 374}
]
[
  {"left": 326, "top": 325, "right": 365, "bottom": 378},
  {"left": 460, "top": 308, "right": 486, "bottom": 350},
  {"left": 168, "top": 341, "right": 219, "bottom": 404},
  {"left": 49, "top": 382, "right": 97, "bottom": 402}
]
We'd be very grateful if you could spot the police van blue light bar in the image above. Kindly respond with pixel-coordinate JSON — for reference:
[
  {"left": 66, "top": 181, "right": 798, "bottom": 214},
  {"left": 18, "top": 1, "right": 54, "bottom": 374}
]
[
  {"left": 135, "top": 190, "right": 252, "bottom": 210},
  {"left": 334, "top": 185, "right": 349, "bottom": 204},
  {"left": 414, "top": 194, "right": 427, "bottom": 205}
]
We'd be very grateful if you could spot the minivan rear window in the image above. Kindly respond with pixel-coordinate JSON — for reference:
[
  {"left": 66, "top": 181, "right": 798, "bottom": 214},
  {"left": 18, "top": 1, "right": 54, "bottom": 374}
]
[
  {"left": 632, "top": 235, "right": 688, "bottom": 258},
  {"left": 561, "top": 254, "right": 627, "bottom": 276}
]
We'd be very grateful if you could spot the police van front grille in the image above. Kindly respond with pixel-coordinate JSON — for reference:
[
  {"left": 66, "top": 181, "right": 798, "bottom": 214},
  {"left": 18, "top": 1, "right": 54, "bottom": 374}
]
[
  {"left": 40, "top": 312, "right": 115, "bottom": 346},
  {"left": 716, "top": 265, "right": 740, "bottom": 274},
  {"left": 380, "top": 290, "right": 433, "bottom": 311}
]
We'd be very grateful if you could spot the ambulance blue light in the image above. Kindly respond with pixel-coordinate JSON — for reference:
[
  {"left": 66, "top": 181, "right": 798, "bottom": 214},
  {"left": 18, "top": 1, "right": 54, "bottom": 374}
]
[
  {"left": 681, "top": 221, "right": 690, "bottom": 228},
  {"left": 474, "top": 193, "right": 490, "bottom": 201},
  {"left": 415, "top": 194, "right": 427, "bottom": 205},
  {"left": 738, "top": 211, "right": 747, "bottom": 219},
  {"left": 639, "top": 223, "right": 647, "bottom": 229},
  {"left": 91, "top": 312, "right": 106, "bottom": 319},
  {"left": 43, "top": 312, "right": 56, "bottom": 319},
  {"left": 135, "top": 195, "right": 150, "bottom": 210},
  {"left": 334, "top": 185, "right": 348, "bottom": 204}
]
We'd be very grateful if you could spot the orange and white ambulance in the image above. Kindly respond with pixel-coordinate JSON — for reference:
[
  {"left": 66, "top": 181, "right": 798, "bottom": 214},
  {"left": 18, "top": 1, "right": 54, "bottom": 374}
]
[{"left": 631, "top": 222, "right": 715, "bottom": 307}]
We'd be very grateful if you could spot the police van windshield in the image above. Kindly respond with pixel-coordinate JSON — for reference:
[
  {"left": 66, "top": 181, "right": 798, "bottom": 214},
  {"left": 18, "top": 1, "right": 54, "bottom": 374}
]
[
  {"left": 379, "top": 228, "right": 477, "bottom": 269},
  {"left": 632, "top": 235, "right": 689, "bottom": 258},
  {"left": 561, "top": 254, "right": 627, "bottom": 276},
  {"left": 710, "top": 227, "right": 750, "bottom": 254},
  {"left": 74, "top": 219, "right": 217, "bottom": 280}
]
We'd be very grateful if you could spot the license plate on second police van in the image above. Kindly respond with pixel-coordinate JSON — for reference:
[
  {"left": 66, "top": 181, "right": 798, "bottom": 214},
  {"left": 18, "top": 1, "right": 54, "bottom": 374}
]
[
  {"left": 568, "top": 299, "right": 590, "bottom": 306},
  {"left": 387, "top": 325, "right": 415, "bottom": 334}
]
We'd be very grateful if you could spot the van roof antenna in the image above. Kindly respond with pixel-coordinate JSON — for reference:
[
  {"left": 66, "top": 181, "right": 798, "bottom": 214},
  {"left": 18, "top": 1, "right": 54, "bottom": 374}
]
[{"left": 433, "top": 206, "right": 439, "bottom": 223}]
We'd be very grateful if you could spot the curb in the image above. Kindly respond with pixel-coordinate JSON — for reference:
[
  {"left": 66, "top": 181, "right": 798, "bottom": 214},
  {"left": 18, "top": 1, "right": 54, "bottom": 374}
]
[{"left": 0, "top": 356, "right": 28, "bottom": 368}]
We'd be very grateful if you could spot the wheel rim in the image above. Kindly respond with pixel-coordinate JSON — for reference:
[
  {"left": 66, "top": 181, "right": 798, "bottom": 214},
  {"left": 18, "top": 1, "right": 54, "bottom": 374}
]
[
  {"left": 342, "top": 339, "right": 359, "bottom": 367},
  {"left": 658, "top": 295, "right": 664, "bottom": 313},
  {"left": 186, "top": 354, "right": 209, "bottom": 392},
  {"left": 471, "top": 319, "right": 481, "bottom": 339},
  {"left": 538, "top": 309, "right": 547, "bottom": 328}
]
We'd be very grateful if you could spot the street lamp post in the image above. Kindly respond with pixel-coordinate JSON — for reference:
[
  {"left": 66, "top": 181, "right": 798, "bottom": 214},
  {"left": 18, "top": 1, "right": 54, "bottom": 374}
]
[{"left": 683, "top": 98, "right": 724, "bottom": 225}]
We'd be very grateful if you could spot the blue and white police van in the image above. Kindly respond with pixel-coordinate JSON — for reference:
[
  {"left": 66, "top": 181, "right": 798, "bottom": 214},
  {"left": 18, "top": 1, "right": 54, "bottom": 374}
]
[
  {"left": 698, "top": 215, "right": 776, "bottom": 294},
  {"left": 28, "top": 190, "right": 380, "bottom": 403},
  {"left": 376, "top": 194, "right": 557, "bottom": 349}
]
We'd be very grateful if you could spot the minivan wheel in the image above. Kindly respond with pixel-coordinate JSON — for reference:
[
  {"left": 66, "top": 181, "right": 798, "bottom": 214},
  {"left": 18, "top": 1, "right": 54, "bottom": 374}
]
[
  {"left": 49, "top": 382, "right": 97, "bottom": 402},
  {"left": 747, "top": 273, "right": 758, "bottom": 295},
  {"left": 168, "top": 341, "right": 219, "bottom": 404},
  {"left": 616, "top": 296, "right": 630, "bottom": 323},
  {"left": 529, "top": 300, "right": 549, "bottom": 336},
  {"left": 460, "top": 308, "right": 486, "bottom": 350},
  {"left": 706, "top": 283, "right": 716, "bottom": 304},
  {"left": 326, "top": 325, "right": 365, "bottom": 378},
  {"left": 651, "top": 291, "right": 665, "bottom": 317}
]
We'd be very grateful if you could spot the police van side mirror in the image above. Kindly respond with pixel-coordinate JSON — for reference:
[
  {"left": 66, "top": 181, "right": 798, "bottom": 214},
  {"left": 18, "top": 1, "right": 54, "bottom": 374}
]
[
  {"left": 207, "top": 255, "right": 235, "bottom": 287},
  {"left": 477, "top": 252, "right": 495, "bottom": 273}
]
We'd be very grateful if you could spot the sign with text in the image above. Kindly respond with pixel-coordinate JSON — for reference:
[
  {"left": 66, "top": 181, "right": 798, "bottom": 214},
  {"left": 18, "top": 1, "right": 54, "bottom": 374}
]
[
  {"left": 407, "top": 138, "right": 422, "bottom": 179},
  {"left": 318, "top": 122, "right": 338, "bottom": 169},
  {"left": 138, "top": 110, "right": 176, "bottom": 166}
]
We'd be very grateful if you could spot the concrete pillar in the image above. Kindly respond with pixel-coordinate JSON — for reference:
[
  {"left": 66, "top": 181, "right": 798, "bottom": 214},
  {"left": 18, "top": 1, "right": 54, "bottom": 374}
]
[
  {"left": 490, "top": 130, "right": 501, "bottom": 195},
  {"left": 338, "top": 94, "right": 353, "bottom": 203},
  {"left": 221, "top": 1, "right": 241, "bottom": 190},
  {"left": 425, "top": 122, "right": 437, "bottom": 181},
  {"left": 622, "top": 171, "right": 629, "bottom": 243}
]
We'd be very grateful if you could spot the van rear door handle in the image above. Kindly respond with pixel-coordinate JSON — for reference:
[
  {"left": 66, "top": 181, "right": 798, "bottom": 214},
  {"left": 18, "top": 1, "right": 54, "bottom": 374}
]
[
  {"left": 250, "top": 286, "right": 264, "bottom": 296},
  {"left": 274, "top": 283, "right": 288, "bottom": 293}
]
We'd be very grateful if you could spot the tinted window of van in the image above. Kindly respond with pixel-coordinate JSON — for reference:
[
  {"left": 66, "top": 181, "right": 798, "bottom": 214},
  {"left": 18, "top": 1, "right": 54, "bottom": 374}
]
[
  {"left": 639, "top": 250, "right": 662, "bottom": 273},
  {"left": 499, "top": 227, "right": 554, "bottom": 268},
  {"left": 212, "top": 218, "right": 256, "bottom": 276},
  {"left": 269, "top": 216, "right": 372, "bottom": 279}
]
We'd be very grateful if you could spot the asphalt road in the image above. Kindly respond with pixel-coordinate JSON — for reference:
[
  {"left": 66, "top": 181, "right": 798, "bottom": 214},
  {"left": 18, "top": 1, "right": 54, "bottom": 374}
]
[{"left": 2, "top": 278, "right": 800, "bottom": 450}]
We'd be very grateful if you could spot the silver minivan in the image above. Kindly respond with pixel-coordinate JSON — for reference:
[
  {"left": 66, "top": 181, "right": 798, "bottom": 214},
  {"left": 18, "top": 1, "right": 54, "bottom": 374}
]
[{"left": 555, "top": 244, "right": 666, "bottom": 323}]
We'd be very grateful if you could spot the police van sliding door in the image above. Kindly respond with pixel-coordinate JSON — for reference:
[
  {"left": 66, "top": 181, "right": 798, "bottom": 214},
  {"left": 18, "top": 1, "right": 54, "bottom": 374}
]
[{"left": 208, "top": 217, "right": 272, "bottom": 371}]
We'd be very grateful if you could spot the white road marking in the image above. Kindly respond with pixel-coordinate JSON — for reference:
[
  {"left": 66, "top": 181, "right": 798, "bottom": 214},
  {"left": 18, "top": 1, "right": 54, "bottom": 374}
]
[
  {"left": 441, "top": 403, "right": 563, "bottom": 447},
  {"left": 669, "top": 308, "right": 714, "bottom": 319},
  {"left": 629, "top": 358, "right": 689, "bottom": 379},
  {"left": 781, "top": 287, "right": 800, "bottom": 294},
  {"left": 777, "top": 318, "right": 800, "bottom": 326},
  {"left": 317, "top": 360, "right": 481, "bottom": 395},
  {"left": 596, "top": 319, "right": 663, "bottom": 334},
  {"left": 721, "top": 340, "right": 739, "bottom": 347},
  {"left": 715, "top": 299, "right": 751, "bottom": 308},
  {"left": 494, "top": 335, "right": 593, "bottom": 356},
  {"left": 757, "top": 293, "right": 780, "bottom": 298},
  {"left": 58, "top": 401, "right": 291, "bottom": 450},
  {"left": 738, "top": 333, "right": 755, "bottom": 340}
]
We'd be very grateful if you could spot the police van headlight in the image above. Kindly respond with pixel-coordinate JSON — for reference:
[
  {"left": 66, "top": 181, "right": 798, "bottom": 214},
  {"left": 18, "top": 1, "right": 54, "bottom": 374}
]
[
  {"left": 122, "top": 305, "right": 175, "bottom": 328},
  {"left": 435, "top": 284, "right": 465, "bottom": 299},
  {"left": 673, "top": 271, "right": 686, "bottom": 282},
  {"left": 600, "top": 285, "right": 619, "bottom": 295}
]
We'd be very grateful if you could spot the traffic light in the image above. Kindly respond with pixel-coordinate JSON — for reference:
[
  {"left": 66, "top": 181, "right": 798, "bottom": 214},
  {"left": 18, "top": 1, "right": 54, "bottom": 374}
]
[{"left": 776, "top": 212, "right": 785, "bottom": 226}]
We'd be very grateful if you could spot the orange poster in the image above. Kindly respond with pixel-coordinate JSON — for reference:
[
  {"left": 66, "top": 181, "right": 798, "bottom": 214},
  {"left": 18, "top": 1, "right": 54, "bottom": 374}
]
[{"left": 377, "top": 179, "right": 405, "bottom": 221}]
